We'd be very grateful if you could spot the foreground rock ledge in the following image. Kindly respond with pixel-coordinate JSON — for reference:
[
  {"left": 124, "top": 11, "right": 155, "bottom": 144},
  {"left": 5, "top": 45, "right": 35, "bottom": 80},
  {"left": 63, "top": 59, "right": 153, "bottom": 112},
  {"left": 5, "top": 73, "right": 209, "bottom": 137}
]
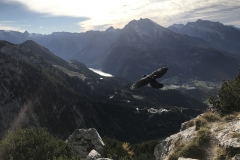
[{"left": 154, "top": 113, "right": 240, "bottom": 160}]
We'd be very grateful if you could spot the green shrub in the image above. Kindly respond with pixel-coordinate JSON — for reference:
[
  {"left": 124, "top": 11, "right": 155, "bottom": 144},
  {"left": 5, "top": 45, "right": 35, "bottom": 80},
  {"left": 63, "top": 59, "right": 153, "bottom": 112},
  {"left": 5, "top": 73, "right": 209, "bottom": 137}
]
[
  {"left": 102, "top": 137, "right": 131, "bottom": 160},
  {"left": 131, "top": 140, "right": 159, "bottom": 160},
  {"left": 0, "top": 127, "right": 79, "bottom": 160},
  {"left": 209, "top": 70, "right": 240, "bottom": 114},
  {"left": 102, "top": 137, "right": 158, "bottom": 160}
]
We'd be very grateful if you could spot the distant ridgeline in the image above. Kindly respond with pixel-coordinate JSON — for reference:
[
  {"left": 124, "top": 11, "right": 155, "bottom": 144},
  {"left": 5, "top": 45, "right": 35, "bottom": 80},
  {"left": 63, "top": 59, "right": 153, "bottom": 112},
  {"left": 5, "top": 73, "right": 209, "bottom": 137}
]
[{"left": 1, "top": 18, "right": 240, "bottom": 82}]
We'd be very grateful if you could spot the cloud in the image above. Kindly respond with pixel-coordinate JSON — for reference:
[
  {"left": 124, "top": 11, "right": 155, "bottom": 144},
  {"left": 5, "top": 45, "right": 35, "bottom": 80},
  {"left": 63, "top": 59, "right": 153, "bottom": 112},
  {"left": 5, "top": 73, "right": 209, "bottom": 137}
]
[
  {"left": 3, "top": 0, "right": 240, "bottom": 32},
  {"left": 0, "top": 24, "right": 25, "bottom": 32},
  {"left": 0, "top": 19, "right": 28, "bottom": 32},
  {"left": 19, "top": 24, "right": 32, "bottom": 27},
  {"left": 91, "top": 24, "right": 111, "bottom": 30}
]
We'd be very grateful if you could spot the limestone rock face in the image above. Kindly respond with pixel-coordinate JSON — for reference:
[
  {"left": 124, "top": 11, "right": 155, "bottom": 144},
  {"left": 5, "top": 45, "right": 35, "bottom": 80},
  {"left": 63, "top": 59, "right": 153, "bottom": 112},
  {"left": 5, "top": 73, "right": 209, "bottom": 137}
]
[
  {"left": 154, "top": 126, "right": 196, "bottom": 160},
  {"left": 213, "top": 120, "right": 240, "bottom": 149},
  {"left": 155, "top": 114, "right": 240, "bottom": 160},
  {"left": 66, "top": 128, "right": 105, "bottom": 159}
]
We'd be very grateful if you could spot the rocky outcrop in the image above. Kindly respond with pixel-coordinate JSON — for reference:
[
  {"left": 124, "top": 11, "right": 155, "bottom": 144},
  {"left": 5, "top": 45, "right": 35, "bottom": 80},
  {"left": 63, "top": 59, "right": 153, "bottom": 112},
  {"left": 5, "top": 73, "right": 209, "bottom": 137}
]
[
  {"left": 66, "top": 128, "right": 105, "bottom": 159},
  {"left": 154, "top": 126, "right": 197, "bottom": 160},
  {"left": 232, "top": 154, "right": 240, "bottom": 160},
  {"left": 154, "top": 113, "right": 240, "bottom": 160},
  {"left": 212, "top": 119, "right": 240, "bottom": 149}
]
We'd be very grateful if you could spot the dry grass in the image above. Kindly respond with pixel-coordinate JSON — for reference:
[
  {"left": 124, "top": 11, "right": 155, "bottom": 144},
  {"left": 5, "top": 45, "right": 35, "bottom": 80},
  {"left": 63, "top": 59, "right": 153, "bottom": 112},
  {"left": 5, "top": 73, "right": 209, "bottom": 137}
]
[
  {"left": 184, "top": 120, "right": 195, "bottom": 129},
  {"left": 195, "top": 117, "right": 208, "bottom": 130},
  {"left": 213, "top": 145, "right": 240, "bottom": 160},
  {"left": 222, "top": 112, "right": 239, "bottom": 121},
  {"left": 202, "top": 112, "right": 221, "bottom": 122},
  {"left": 214, "top": 146, "right": 228, "bottom": 160},
  {"left": 168, "top": 127, "right": 211, "bottom": 160},
  {"left": 214, "top": 122, "right": 226, "bottom": 132},
  {"left": 229, "top": 132, "right": 240, "bottom": 139}
]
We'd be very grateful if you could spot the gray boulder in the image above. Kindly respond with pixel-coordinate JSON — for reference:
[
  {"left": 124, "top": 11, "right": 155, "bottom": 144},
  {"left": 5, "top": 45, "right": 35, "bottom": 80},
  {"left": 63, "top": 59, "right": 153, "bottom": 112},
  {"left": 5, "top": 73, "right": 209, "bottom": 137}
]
[
  {"left": 66, "top": 128, "right": 105, "bottom": 159},
  {"left": 86, "top": 149, "right": 102, "bottom": 160}
]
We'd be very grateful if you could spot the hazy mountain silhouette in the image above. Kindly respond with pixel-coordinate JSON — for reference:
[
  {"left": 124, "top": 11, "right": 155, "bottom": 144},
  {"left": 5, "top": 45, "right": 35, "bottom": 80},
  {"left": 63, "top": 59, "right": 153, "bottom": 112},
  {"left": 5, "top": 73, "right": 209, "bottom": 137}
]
[
  {"left": 168, "top": 19, "right": 240, "bottom": 54},
  {"left": 101, "top": 19, "right": 240, "bottom": 81},
  {"left": 1, "top": 18, "right": 240, "bottom": 82}
]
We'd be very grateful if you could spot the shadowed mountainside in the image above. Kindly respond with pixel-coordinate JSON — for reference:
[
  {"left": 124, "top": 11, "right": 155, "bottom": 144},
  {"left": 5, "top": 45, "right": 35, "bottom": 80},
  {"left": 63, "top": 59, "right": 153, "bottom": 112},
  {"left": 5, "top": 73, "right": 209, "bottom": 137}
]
[{"left": 0, "top": 40, "right": 206, "bottom": 143}]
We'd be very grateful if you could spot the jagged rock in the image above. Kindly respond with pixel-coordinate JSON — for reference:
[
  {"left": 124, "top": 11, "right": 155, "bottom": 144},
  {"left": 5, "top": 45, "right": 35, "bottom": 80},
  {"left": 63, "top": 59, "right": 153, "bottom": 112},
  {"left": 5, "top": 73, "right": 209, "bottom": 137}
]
[
  {"left": 86, "top": 150, "right": 101, "bottom": 160},
  {"left": 180, "top": 121, "right": 190, "bottom": 131},
  {"left": 154, "top": 126, "right": 196, "bottom": 160},
  {"left": 180, "top": 114, "right": 203, "bottom": 131},
  {"left": 214, "top": 120, "right": 240, "bottom": 149},
  {"left": 66, "top": 128, "right": 105, "bottom": 159}
]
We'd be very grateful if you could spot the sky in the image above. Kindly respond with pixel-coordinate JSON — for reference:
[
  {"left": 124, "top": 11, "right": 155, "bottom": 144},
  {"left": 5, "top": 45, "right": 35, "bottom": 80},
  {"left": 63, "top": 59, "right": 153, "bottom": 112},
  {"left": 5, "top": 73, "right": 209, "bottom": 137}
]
[{"left": 0, "top": 0, "right": 240, "bottom": 34}]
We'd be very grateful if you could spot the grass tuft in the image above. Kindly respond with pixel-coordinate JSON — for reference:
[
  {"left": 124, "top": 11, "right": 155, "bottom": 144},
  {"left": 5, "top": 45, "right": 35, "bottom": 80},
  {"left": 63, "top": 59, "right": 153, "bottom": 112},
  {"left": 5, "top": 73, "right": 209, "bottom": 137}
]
[
  {"left": 195, "top": 117, "right": 208, "bottom": 131},
  {"left": 168, "top": 127, "right": 211, "bottom": 160},
  {"left": 229, "top": 132, "right": 240, "bottom": 139},
  {"left": 222, "top": 112, "right": 239, "bottom": 121},
  {"left": 202, "top": 112, "right": 221, "bottom": 122}
]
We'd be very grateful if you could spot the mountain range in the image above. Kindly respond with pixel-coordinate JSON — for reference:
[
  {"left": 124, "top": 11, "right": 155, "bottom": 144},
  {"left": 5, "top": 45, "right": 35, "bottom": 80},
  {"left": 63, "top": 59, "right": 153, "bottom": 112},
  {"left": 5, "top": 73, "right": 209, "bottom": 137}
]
[
  {"left": 1, "top": 18, "right": 240, "bottom": 82},
  {"left": 0, "top": 40, "right": 206, "bottom": 143},
  {"left": 168, "top": 19, "right": 240, "bottom": 54},
  {"left": 101, "top": 19, "right": 240, "bottom": 81}
]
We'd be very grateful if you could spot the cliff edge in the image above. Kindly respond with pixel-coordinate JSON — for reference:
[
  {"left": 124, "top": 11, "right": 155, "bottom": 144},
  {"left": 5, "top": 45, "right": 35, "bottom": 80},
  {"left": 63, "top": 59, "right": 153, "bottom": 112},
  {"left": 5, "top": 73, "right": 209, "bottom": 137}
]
[{"left": 154, "top": 112, "right": 240, "bottom": 160}]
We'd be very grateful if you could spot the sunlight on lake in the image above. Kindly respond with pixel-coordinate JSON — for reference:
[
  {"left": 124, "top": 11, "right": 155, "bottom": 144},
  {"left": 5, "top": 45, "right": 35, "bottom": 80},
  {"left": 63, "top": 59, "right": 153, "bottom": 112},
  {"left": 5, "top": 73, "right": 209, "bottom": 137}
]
[{"left": 89, "top": 68, "right": 113, "bottom": 77}]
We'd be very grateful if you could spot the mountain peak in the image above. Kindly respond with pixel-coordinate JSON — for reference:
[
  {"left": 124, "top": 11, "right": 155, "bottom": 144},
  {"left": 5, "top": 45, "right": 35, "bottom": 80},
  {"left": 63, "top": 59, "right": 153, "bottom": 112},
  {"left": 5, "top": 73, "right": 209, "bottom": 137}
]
[
  {"left": 22, "top": 40, "right": 38, "bottom": 45},
  {"left": 124, "top": 18, "right": 167, "bottom": 35},
  {"left": 23, "top": 30, "right": 29, "bottom": 34},
  {"left": 105, "top": 26, "right": 115, "bottom": 32},
  {"left": 127, "top": 18, "right": 159, "bottom": 27},
  {"left": 196, "top": 19, "right": 203, "bottom": 22},
  {"left": 195, "top": 19, "right": 224, "bottom": 27}
]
